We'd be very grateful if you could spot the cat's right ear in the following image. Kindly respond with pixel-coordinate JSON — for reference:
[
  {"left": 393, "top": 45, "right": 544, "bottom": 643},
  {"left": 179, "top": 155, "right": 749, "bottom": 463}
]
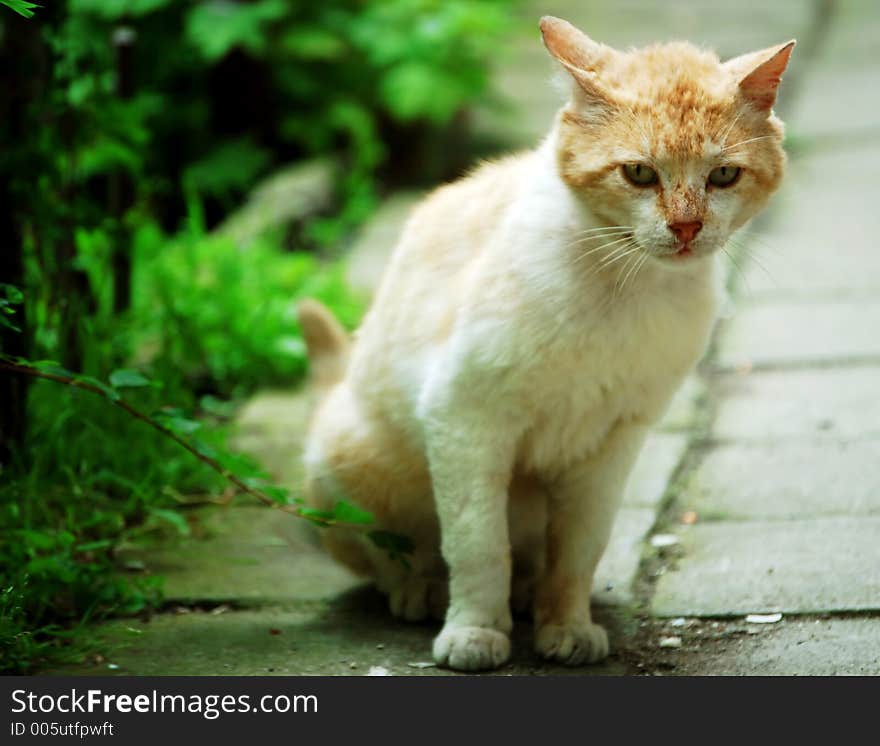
[
  {"left": 540, "top": 16, "right": 615, "bottom": 108},
  {"left": 724, "top": 40, "right": 796, "bottom": 112}
]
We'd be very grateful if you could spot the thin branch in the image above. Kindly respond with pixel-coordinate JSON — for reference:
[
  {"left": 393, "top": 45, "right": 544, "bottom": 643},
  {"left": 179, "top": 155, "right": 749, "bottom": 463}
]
[{"left": 0, "top": 360, "right": 366, "bottom": 531}]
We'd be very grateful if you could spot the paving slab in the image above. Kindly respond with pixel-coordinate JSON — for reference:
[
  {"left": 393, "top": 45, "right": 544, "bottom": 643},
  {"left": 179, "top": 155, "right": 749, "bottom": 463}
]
[
  {"left": 682, "top": 441, "right": 880, "bottom": 520},
  {"left": 119, "top": 506, "right": 361, "bottom": 605},
  {"left": 594, "top": 508, "right": 656, "bottom": 606},
  {"left": 125, "top": 501, "right": 654, "bottom": 610},
  {"left": 47, "top": 593, "right": 633, "bottom": 677},
  {"left": 668, "top": 616, "right": 880, "bottom": 676},
  {"left": 232, "top": 390, "right": 312, "bottom": 485},
  {"left": 345, "top": 193, "right": 422, "bottom": 294},
  {"left": 788, "top": 66, "right": 880, "bottom": 142},
  {"left": 713, "top": 367, "right": 880, "bottom": 441},
  {"left": 651, "top": 517, "right": 880, "bottom": 617},
  {"left": 741, "top": 147, "right": 880, "bottom": 298},
  {"left": 657, "top": 375, "right": 705, "bottom": 432},
  {"left": 624, "top": 432, "right": 688, "bottom": 509},
  {"left": 716, "top": 298, "right": 880, "bottom": 370}
]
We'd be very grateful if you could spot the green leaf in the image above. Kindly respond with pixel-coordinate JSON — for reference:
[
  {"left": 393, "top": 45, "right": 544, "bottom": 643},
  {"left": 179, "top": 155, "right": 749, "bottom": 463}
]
[
  {"left": 185, "top": 0, "right": 287, "bottom": 61},
  {"left": 18, "top": 530, "right": 57, "bottom": 552},
  {"left": 252, "top": 483, "right": 290, "bottom": 505},
  {"left": 0, "top": 284, "right": 23, "bottom": 304},
  {"left": 1, "top": 0, "right": 40, "bottom": 19},
  {"left": 298, "top": 506, "right": 336, "bottom": 525},
  {"left": 281, "top": 27, "right": 345, "bottom": 60},
  {"left": 71, "top": 375, "right": 121, "bottom": 401},
  {"left": 109, "top": 369, "right": 151, "bottom": 388},
  {"left": 74, "top": 540, "right": 113, "bottom": 553},
  {"left": 154, "top": 409, "right": 202, "bottom": 435},
  {"left": 69, "top": 0, "right": 171, "bottom": 20},
  {"left": 368, "top": 530, "right": 415, "bottom": 556},
  {"left": 149, "top": 508, "right": 191, "bottom": 536},
  {"left": 183, "top": 138, "right": 271, "bottom": 197},
  {"left": 162, "top": 417, "right": 202, "bottom": 435},
  {"left": 332, "top": 501, "right": 374, "bottom": 526}
]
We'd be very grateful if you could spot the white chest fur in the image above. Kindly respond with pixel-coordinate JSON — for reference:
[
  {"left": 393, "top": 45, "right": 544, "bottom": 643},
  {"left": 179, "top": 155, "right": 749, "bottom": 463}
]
[{"left": 514, "top": 273, "right": 717, "bottom": 474}]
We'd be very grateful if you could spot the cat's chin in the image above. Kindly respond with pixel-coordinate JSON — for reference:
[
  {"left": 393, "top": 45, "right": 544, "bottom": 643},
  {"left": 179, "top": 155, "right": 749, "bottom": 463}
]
[{"left": 650, "top": 247, "right": 716, "bottom": 270}]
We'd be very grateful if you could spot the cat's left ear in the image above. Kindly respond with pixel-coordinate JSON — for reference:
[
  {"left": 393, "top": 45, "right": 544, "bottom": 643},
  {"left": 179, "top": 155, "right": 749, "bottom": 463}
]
[
  {"left": 540, "top": 16, "right": 616, "bottom": 107},
  {"left": 725, "top": 40, "right": 796, "bottom": 112}
]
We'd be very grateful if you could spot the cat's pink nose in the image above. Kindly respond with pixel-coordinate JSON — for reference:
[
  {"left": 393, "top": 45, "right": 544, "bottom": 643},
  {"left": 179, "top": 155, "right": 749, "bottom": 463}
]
[{"left": 668, "top": 221, "right": 703, "bottom": 244}]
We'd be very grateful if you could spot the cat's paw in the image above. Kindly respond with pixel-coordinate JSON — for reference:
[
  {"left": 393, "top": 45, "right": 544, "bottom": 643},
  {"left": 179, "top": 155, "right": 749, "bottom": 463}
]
[
  {"left": 433, "top": 625, "right": 510, "bottom": 671},
  {"left": 535, "top": 621, "right": 609, "bottom": 665},
  {"left": 388, "top": 578, "right": 447, "bottom": 622}
]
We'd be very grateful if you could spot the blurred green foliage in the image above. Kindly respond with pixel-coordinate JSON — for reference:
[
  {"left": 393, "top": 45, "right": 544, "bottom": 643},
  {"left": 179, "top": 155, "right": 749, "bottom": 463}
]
[
  {"left": 39, "top": 0, "right": 518, "bottom": 230},
  {"left": 0, "top": 0, "right": 520, "bottom": 672}
]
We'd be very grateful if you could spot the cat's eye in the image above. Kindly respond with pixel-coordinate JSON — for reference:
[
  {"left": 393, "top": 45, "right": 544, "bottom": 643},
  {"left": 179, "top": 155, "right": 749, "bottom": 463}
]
[
  {"left": 622, "top": 163, "right": 659, "bottom": 187},
  {"left": 708, "top": 165, "right": 741, "bottom": 188}
]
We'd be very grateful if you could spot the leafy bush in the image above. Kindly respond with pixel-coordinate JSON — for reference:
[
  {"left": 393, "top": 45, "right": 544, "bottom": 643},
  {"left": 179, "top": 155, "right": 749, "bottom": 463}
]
[
  {"left": 41, "top": 0, "right": 519, "bottom": 232},
  {"left": 0, "top": 0, "right": 519, "bottom": 673},
  {"left": 130, "top": 217, "right": 364, "bottom": 398}
]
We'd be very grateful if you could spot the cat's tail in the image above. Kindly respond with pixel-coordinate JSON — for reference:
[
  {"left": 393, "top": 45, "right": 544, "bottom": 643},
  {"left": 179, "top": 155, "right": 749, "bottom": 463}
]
[{"left": 296, "top": 299, "right": 350, "bottom": 392}]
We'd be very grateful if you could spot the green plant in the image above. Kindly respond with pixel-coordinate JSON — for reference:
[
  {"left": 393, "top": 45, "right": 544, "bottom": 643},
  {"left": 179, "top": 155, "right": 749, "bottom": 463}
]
[
  {"left": 0, "top": 0, "right": 519, "bottom": 674},
  {"left": 129, "top": 214, "right": 365, "bottom": 398},
  {"left": 1, "top": 1, "right": 39, "bottom": 19},
  {"left": 0, "top": 348, "right": 408, "bottom": 673}
]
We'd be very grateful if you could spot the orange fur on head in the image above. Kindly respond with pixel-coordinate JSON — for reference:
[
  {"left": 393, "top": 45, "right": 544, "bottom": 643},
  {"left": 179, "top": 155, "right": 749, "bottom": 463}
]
[{"left": 542, "top": 17, "right": 794, "bottom": 235}]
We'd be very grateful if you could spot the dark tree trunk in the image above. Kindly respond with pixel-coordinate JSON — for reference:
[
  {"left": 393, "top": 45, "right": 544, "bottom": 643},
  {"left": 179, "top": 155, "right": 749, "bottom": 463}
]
[
  {"left": 0, "top": 188, "right": 28, "bottom": 467},
  {"left": 0, "top": 12, "right": 45, "bottom": 466},
  {"left": 110, "top": 26, "right": 137, "bottom": 315}
]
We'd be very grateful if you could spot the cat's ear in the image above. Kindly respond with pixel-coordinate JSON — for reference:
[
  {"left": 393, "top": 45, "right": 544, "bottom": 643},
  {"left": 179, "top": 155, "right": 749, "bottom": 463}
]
[
  {"left": 540, "top": 16, "right": 615, "bottom": 107},
  {"left": 725, "top": 40, "right": 796, "bottom": 112}
]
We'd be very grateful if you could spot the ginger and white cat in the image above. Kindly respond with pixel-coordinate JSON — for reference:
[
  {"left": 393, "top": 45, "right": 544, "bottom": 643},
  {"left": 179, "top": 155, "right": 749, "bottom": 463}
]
[{"left": 298, "top": 17, "right": 793, "bottom": 671}]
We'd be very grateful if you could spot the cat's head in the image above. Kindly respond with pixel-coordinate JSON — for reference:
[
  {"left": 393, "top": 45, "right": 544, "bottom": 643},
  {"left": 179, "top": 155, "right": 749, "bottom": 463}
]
[{"left": 541, "top": 17, "right": 794, "bottom": 267}]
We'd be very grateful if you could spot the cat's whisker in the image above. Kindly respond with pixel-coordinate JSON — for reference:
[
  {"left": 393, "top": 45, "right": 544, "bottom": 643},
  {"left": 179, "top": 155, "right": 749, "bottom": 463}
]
[
  {"left": 571, "top": 235, "right": 636, "bottom": 264},
  {"left": 565, "top": 229, "right": 632, "bottom": 248},
  {"left": 566, "top": 230, "right": 633, "bottom": 247},
  {"left": 720, "top": 245, "right": 752, "bottom": 295},
  {"left": 567, "top": 227, "right": 634, "bottom": 242},
  {"left": 722, "top": 134, "right": 778, "bottom": 152},
  {"left": 727, "top": 239, "right": 777, "bottom": 287},
  {"left": 624, "top": 106, "right": 653, "bottom": 151},
  {"left": 618, "top": 251, "right": 649, "bottom": 297},
  {"left": 718, "top": 111, "right": 743, "bottom": 148},
  {"left": 734, "top": 229, "right": 780, "bottom": 254},
  {"left": 600, "top": 243, "right": 640, "bottom": 266},
  {"left": 613, "top": 250, "right": 640, "bottom": 296},
  {"left": 578, "top": 239, "right": 629, "bottom": 268},
  {"left": 572, "top": 225, "right": 634, "bottom": 235},
  {"left": 592, "top": 243, "right": 641, "bottom": 274},
  {"left": 568, "top": 236, "right": 632, "bottom": 261},
  {"left": 580, "top": 244, "right": 633, "bottom": 274}
]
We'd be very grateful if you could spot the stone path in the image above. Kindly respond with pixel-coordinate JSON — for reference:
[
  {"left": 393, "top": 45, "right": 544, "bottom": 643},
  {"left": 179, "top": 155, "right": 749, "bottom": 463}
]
[
  {"left": 49, "top": 0, "right": 880, "bottom": 676},
  {"left": 645, "top": 0, "right": 880, "bottom": 674}
]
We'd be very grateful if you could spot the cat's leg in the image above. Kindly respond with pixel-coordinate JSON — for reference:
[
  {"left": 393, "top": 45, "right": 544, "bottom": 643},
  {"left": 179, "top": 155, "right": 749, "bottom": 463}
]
[
  {"left": 423, "top": 409, "right": 523, "bottom": 671},
  {"left": 304, "top": 384, "right": 445, "bottom": 621},
  {"left": 534, "top": 421, "right": 647, "bottom": 665},
  {"left": 365, "top": 541, "right": 448, "bottom": 622}
]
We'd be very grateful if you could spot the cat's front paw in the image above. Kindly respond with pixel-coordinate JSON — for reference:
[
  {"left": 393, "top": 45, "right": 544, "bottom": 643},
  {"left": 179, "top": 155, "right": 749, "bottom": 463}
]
[
  {"left": 433, "top": 625, "right": 510, "bottom": 671},
  {"left": 535, "top": 621, "right": 609, "bottom": 665}
]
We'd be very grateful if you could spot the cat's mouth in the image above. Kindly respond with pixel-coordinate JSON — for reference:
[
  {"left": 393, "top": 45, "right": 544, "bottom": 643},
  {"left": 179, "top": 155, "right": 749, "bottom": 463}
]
[{"left": 658, "top": 241, "right": 705, "bottom": 262}]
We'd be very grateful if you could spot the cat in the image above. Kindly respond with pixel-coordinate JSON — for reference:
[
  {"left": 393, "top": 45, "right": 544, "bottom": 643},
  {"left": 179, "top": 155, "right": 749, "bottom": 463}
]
[{"left": 297, "top": 16, "right": 794, "bottom": 671}]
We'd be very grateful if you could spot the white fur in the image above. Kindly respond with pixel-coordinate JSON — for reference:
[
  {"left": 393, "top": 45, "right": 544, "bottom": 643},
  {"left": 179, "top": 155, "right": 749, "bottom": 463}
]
[{"left": 416, "top": 138, "right": 718, "bottom": 668}]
